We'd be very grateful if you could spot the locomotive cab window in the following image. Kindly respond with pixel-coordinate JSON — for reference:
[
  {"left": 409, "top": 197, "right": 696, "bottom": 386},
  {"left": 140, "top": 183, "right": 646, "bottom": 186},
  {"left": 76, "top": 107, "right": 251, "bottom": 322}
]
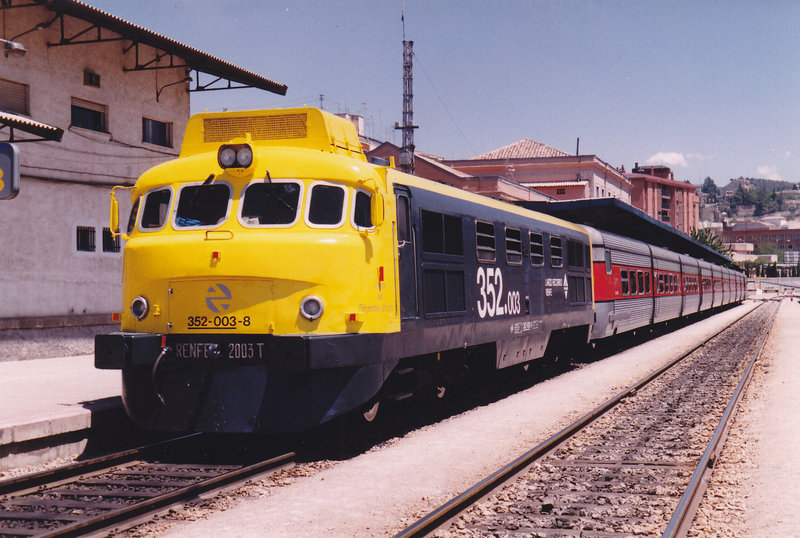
[
  {"left": 306, "top": 182, "right": 347, "bottom": 227},
  {"left": 139, "top": 188, "right": 172, "bottom": 231},
  {"left": 174, "top": 183, "right": 231, "bottom": 228},
  {"left": 475, "top": 221, "right": 496, "bottom": 262},
  {"left": 127, "top": 197, "right": 140, "bottom": 234},
  {"left": 240, "top": 180, "right": 302, "bottom": 227},
  {"left": 352, "top": 189, "right": 373, "bottom": 230}
]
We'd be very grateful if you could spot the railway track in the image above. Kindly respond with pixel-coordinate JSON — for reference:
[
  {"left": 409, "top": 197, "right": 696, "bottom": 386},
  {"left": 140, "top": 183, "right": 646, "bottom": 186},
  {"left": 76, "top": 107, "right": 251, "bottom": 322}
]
[
  {"left": 398, "top": 301, "right": 778, "bottom": 537},
  {"left": 0, "top": 434, "right": 294, "bottom": 537}
]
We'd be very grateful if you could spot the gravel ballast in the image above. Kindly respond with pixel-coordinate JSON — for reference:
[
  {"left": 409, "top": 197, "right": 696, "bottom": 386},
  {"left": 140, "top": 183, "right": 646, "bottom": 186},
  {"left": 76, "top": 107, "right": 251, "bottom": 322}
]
[{"left": 133, "top": 300, "right": 795, "bottom": 537}]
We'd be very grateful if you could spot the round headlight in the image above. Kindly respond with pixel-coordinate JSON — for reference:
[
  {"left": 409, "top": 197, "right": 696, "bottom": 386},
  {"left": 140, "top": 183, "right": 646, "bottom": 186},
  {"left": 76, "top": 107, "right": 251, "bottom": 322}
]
[
  {"left": 300, "top": 296, "right": 324, "bottom": 321},
  {"left": 131, "top": 296, "right": 149, "bottom": 320},
  {"left": 218, "top": 147, "right": 237, "bottom": 168},
  {"left": 236, "top": 146, "right": 253, "bottom": 168}
]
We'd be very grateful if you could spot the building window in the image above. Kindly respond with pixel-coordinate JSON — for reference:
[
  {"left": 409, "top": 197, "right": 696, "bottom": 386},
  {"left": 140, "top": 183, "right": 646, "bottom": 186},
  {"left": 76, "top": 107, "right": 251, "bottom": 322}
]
[
  {"left": 71, "top": 97, "right": 107, "bottom": 132},
  {"left": 0, "top": 78, "right": 29, "bottom": 115},
  {"left": 83, "top": 70, "right": 101, "bottom": 87},
  {"left": 556, "top": 188, "right": 566, "bottom": 195},
  {"left": 76, "top": 226, "right": 96, "bottom": 252},
  {"left": 102, "top": 227, "right": 120, "bottom": 253},
  {"left": 142, "top": 117, "right": 172, "bottom": 147}
]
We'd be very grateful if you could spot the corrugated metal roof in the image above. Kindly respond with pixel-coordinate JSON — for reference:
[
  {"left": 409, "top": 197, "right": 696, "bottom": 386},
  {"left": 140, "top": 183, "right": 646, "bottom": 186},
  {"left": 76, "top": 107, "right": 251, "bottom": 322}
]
[
  {"left": 471, "top": 138, "right": 571, "bottom": 160},
  {"left": 0, "top": 111, "right": 64, "bottom": 142},
  {"left": 36, "top": 0, "right": 287, "bottom": 95},
  {"left": 521, "top": 180, "right": 588, "bottom": 188}
]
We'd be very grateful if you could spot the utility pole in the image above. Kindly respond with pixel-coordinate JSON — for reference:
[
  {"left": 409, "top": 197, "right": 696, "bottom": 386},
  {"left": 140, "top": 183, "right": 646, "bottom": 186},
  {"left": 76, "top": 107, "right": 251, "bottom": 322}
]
[{"left": 395, "top": 5, "right": 417, "bottom": 174}]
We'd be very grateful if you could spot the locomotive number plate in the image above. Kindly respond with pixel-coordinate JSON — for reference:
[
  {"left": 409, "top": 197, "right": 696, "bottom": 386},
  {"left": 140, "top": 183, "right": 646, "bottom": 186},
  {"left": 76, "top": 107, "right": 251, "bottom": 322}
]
[
  {"left": 174, "top": 341, "right": 265, "bottom": 360},
  {"left": 186, "top": 315, "right": 252, "bottom": 330}
]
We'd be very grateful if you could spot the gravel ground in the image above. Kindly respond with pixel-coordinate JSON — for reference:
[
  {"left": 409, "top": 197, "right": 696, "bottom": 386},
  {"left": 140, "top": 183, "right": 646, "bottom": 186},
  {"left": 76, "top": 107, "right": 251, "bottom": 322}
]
[
  {"left": 691, "top": 297, "right": 800, "bottom": 537},
  {"left": 0, "top": 325, "right": 111, "bottom": 362},
  {"left": 118, "top": 301, "right": 771, "bottom": 537}
]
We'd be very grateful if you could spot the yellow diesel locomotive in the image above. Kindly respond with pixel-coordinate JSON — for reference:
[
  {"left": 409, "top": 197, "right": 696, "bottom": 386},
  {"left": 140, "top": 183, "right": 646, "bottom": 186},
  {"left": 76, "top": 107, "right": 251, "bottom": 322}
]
[{"left": 96, "top": 107, "right": 601, "bottom": 432}]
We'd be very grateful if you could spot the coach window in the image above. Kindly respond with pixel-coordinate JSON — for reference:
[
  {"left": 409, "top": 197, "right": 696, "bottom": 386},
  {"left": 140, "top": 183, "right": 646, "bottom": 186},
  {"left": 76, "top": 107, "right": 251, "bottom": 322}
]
[
  {"left": 422, "top": 210, "right": 463, "bottom": 255},
  {"left": 505, "top": 228, "right": 523, "bottom": 265},
  {"left": 240, "top": 180, "right": 302, "bottom": 227},
  {"left": 530, "top": 232, "right": 544, "bottom": 266},
  {"left": 630, "top": 270, "right": 638, "bottom": 295},
  {"left": 139, "top": 188, "right": 171, "bottom": 230},
  {"left": 604, "top": 250, "right": 612, "bottom": 274},
  {"left": 644, "top": 271, "right": 651, "bottom": 294},
  {"left": 637, "top": 270, "right": 645, "bottom": 295},
  {"left": 352, "top": 189, "right": 373, "bottom": 230},
  {"left": 175, "top": 183, "right": 231, "bottom": 228},
  {"left": 657, "top": 273, "right": 664, "bottom": 294},
  {"left": 550, "top": 236, "right": 563, "bottom": 267},
  {"left": 307, "top": 182, "right": 347, "bottom": 227},
  {"left": 476, "top": 221, "right": 496, "bottom": 262},
  {"left": 621, "top": 269, "right": 630, "bottom": 296}
]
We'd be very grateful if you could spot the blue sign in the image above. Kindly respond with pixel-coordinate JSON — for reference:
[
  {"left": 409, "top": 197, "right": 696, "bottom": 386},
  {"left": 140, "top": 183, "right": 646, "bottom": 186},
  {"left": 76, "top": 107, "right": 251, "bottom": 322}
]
[{"left": 0, "top": 143, "right": 20, "bottom": 200}]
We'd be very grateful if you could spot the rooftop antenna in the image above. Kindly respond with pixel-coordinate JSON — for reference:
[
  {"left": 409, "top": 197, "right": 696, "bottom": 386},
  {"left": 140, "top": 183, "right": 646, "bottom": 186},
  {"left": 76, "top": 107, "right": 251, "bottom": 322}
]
[
  {"left": 319, "top": 94, "right": 324, "bottom": 110},
  {"left": 395, "top": 0, "right": 417, "bottom": 174}
]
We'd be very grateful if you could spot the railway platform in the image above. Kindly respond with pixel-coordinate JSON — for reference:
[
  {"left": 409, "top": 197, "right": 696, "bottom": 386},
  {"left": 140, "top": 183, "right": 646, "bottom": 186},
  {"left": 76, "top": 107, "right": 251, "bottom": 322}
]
[{"left": 0, "top": 355, "right": 123, "bottom": 472}]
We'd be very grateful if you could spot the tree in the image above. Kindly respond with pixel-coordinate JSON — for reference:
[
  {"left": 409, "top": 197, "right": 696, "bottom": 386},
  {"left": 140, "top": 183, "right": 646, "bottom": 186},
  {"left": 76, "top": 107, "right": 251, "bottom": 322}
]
[
  {"left": 690, "top": 227, "right": 733, "bottom": 257},
  {"left": 701, "top": 177, "right": 719, "bottom": 202}
]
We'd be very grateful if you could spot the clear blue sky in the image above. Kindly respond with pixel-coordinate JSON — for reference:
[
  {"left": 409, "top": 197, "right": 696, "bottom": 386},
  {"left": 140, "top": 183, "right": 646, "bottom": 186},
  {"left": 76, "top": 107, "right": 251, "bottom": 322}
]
[{"left": 89, "top": 0, "right": 799, "bottom": 186}]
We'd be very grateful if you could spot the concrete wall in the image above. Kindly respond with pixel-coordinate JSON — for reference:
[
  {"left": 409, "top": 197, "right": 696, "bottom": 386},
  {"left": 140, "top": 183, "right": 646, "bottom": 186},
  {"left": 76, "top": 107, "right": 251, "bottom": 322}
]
[{"left": 0, "top": 5, "right": 187, "bottom": 319}]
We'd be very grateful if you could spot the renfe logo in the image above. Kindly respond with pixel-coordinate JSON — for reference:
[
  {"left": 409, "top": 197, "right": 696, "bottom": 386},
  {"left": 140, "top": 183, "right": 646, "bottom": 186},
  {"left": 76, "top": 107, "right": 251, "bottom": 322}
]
[{"left": 205, "top": 283, "right": 232, "bottom": 313}]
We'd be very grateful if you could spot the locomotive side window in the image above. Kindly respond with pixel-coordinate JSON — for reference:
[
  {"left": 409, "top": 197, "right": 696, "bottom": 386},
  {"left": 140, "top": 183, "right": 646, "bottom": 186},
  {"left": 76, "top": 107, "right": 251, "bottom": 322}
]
[
  {"left": 422, "top": 210, "right": 463, "bottom": 255},
  {"left": 397, "top": 195, "right": 410, "bottom": 242},
  {"left": 530, "top": 232, "right": 544, "bottom": 266},
  {"left": 567, "top": 240, "right": 584, "bottom": 268},
  {"left": 475, "top": 221, "right": 496, "bottom": 262},
  {"left": 505, "top": 228, "right": 522, "bottom": 265},
  {"left": 175, "top": 183, "right": 231, "bottom": 228},
  {"left": 240, "top": 180, "right": 302, "bottom": 226},
  {"left": 140, "top": 188, "right": 171, "bottom": 230},
  {"left": 550, "top": 236, "right": 563, "bottom": 267},
  {"left": 352, "top": 189, "right": 373, "bottom": 229},
  {"left": 621, "top": 269, "right": 630, "bottom": 296},
  {"left": 127, "top": 197, "right": 140, "bottom": 234},
  {"left": 307, "top": 182, "right": 347, "bottom": 227}
]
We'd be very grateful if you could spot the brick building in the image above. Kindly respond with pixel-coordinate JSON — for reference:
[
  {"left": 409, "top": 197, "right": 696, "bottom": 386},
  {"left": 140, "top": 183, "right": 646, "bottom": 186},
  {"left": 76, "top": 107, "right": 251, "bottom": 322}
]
[{"left": 625, "top": 164, "right": 699, "bottom": 234}]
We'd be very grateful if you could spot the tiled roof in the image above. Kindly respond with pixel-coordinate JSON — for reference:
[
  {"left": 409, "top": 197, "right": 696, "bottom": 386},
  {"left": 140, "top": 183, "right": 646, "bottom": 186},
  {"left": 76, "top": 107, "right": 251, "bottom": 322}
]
[
  {"left": 471, "top": 138, "right": 570, "bottom": 160},
  {"left": 521, "top": 180, "right": 588, "bottom": 188}
]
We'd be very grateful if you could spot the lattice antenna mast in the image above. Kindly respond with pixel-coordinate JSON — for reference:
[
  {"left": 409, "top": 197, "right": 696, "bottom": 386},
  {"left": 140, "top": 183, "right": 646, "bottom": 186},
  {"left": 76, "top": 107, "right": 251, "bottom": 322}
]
[{"left": 395, "top": 4, "right": 417, "bottom": 174}]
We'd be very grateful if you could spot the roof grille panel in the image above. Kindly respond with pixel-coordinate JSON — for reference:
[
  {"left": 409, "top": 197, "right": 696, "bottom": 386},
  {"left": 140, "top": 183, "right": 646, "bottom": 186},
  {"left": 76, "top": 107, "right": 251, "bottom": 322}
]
[{"left": 203, "top": 113, "right": 307, "bottom": 143}]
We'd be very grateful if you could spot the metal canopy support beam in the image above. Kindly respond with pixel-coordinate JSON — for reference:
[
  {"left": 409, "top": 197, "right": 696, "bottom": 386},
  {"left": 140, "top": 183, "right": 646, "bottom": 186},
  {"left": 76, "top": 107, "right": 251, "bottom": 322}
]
[{"left": 46, "top": 12, "right": 126, "bottom": 47}]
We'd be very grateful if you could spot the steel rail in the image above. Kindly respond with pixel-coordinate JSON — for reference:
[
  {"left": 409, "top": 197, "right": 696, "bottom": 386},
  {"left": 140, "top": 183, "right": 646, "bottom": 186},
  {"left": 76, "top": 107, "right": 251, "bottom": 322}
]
[
  {"left": 395, "top": 303, "right": 763, "bottom": 538},
  {"left": 0, "top": 433, "right": 202, "bottom": 497},
  {"left": 663, "top": 301, "right": 779, "bottom": 537},
  {"left": 36, "top": 451, "right": 295, "bottom": 538}
]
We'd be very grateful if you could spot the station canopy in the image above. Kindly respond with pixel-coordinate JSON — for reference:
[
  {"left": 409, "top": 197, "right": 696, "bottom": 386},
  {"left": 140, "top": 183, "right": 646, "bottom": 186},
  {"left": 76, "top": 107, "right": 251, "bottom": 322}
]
[
  {"left": 0, "top": 111, "right": 63, "bottom": 143},
  {"left": 10, "top": 0, "right": 287, "bottom": 96},
  {"left": 520, "top": 198, "right": 734, "bottom": 266}
]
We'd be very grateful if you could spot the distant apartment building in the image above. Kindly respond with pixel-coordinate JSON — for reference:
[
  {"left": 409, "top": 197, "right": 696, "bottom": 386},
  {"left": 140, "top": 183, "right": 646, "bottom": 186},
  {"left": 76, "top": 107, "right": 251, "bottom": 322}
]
[
  {"left": 625, "top": 164, "right": 699, "bottom": 234},
  {"left": 0, "top": 0, "right": 284, "bottom": 327}
]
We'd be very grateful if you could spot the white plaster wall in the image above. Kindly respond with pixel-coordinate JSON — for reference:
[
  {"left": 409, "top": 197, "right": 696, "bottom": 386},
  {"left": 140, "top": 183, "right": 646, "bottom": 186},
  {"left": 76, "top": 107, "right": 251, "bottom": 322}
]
[{"left": 0, "top": 5, "right": 188, "bottom": 318}]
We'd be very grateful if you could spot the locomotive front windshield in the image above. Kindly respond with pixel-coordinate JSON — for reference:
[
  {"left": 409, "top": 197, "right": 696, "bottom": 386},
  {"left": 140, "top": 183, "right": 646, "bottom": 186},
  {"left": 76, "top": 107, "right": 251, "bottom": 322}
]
[
  {"left": 175, "top": 184, "right": 230, "bottom": 228},
  {"left": 307, "top": 183, "right": 346, "bottom": 226},
  {"left": 241, "top": 181, "right": 301, "bottom": 225}
]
